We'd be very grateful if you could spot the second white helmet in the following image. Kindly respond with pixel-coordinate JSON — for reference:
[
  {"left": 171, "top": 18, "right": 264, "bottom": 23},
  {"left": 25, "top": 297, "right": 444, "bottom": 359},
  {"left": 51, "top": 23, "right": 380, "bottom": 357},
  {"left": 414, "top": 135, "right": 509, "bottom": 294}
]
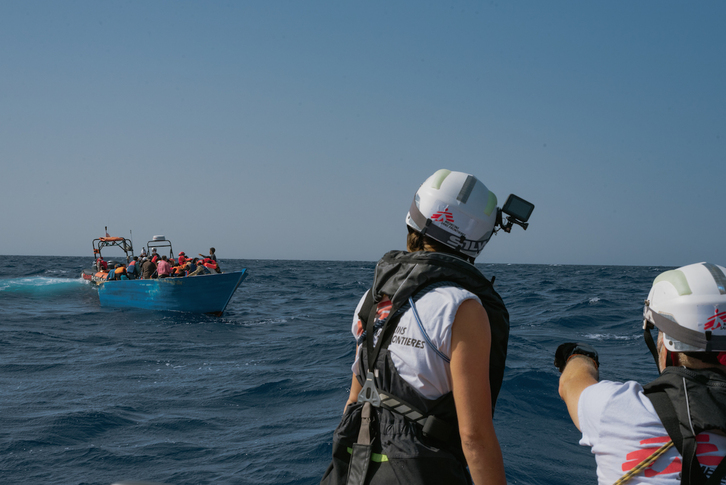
[
  {"left": 644, "top": 262, "right": 726, "bottom": 353},
  {"left": 406, "top": 169, "right": 498, "bottom": 260}
]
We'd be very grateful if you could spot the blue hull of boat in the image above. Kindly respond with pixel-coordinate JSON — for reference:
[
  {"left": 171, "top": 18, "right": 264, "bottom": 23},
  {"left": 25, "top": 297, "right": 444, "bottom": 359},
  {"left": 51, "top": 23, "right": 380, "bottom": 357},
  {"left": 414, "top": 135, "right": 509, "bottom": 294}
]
[{"left": 97, "top": 270, "right": 247, "bottom": 314}]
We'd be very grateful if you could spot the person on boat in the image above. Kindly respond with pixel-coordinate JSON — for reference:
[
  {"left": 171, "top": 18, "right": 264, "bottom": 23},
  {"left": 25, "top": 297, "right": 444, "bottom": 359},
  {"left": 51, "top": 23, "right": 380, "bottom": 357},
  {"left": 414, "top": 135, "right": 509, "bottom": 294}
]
[
  {"left": 107, "top": 264, "right": 124, "bottom": 280},
  {"left": 139, "top": 247, "right": 147, "bottom": 258},
  {"left": 189, "top": 259, "right": 211, "bottom": 277},
  {"left": 171, "top": 262, "right": 187, "bottom": 277},
  {"left": 178, "top": 251, "right": 190, "bottom": 265},
  {"left": 321, "top": 170, "right": 509, "bottom": 485},
  {"left": 126, "top": 257, "right": 138, "bottom": 279},
  {"left": 117, "top": 264, "right": 129, "bottom": 280},
  {"left": 95, "top": 252, "right": 108, "bottom": 272},
  {"left": 199, "top": 247, "right": 216, "bottom": 262},
  {"left": 556, "top": 262, "right": 726, "bottom": 485},
  {"left": 181, "top": 258, "right": 196, "bottom": 276},
  {"left": 156, "top": 256, "right": 172, "bottom": 278},
  {"left": 140, "top": 257, "right": 156, "bottom": 279},
  {"left": 151, "top": 249, "right": 159, "bottom": 264}
]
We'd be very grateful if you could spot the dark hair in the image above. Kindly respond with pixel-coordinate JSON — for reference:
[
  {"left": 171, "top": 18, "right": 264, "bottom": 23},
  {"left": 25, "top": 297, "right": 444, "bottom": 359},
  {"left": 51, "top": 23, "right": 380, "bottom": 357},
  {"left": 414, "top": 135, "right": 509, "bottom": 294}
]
[
  {"left": 406, "top": 227, "right": 474, "bottom": 263},
  {"left": 210, "top": 247, "right": 215, "bottom": 253}
]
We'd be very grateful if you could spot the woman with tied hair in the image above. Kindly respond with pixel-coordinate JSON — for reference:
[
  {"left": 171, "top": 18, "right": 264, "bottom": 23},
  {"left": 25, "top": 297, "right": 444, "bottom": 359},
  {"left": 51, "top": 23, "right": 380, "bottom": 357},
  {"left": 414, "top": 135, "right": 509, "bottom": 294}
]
[{"left": 322, "top": 170, "right": 513, "bottom": 485}]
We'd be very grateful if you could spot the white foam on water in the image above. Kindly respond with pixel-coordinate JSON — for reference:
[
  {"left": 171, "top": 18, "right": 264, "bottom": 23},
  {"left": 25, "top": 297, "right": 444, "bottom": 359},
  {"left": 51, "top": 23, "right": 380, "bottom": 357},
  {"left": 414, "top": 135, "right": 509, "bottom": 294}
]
[
  {"left": 0, "top": 277, "right": 86, "bottom": 293},
  {"left": 584, "top": 332, "right": 640, "bottom": 341}
]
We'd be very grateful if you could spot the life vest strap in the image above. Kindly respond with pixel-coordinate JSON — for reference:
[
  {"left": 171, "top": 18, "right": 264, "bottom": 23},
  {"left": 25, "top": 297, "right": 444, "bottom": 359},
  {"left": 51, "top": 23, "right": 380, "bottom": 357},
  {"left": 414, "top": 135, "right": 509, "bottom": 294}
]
[
  {"left": 645, "top": 387, "right": 725, "bottom": 485},
  {"left": 356, "top": 373, "right": 455, "bottom": 443},
  {"left": 377, "top": 390, "right": 453, "bottom": 442},
  {"left": 357, "top": 371, "right": 381, "bottom": 408},
  {"left": 347, "top": 402, "right": 374, "bottom": 485}
]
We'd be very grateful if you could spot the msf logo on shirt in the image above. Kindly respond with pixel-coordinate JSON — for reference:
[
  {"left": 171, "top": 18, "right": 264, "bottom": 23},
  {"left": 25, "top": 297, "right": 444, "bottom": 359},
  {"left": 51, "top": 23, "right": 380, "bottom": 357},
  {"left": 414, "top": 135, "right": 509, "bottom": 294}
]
[
  {"left": 622, "top": 435, "right": 723, "bottom": 478},
  {"left": 705, "top": 308, "right": 726, "bottom": 331}
]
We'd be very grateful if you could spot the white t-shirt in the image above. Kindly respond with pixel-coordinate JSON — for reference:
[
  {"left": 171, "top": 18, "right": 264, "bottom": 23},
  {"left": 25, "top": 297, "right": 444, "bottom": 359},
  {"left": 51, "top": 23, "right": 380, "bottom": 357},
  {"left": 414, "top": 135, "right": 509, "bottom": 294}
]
[
  {"left": 350, "top": 286, "right": 480, "bottom": 400},
  {"left": 579, "top": 380, "right": 726, "bottom": 484}
]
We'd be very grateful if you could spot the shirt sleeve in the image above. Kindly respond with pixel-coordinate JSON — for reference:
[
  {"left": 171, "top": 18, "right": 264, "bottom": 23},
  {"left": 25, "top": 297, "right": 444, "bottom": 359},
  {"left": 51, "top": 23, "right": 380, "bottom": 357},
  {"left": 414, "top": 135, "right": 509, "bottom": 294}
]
[
  {"left": 578, "top": 380, "right": 620, "bottom": 447},
  {"left": 350, "top": 291, "right": 369, "bottom": 376},
  {"left": 350, "top": 291, "right": 368, "bottom": 339}
]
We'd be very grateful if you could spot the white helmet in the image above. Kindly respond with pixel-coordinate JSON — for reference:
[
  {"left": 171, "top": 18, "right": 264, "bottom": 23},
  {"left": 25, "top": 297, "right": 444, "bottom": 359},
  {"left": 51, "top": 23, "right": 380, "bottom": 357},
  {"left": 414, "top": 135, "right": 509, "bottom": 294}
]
[
  {"left": 644, "top": 262, "right": 726, "bottom": 353},
  {"left": 406, "top": 169, "right": 498, "bottom": 260}
]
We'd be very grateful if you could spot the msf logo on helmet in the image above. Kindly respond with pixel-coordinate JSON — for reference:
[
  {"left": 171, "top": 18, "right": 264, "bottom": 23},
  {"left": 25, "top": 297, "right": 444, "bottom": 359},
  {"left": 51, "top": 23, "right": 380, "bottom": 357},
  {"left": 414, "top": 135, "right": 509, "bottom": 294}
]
[
  {"left": 432, "top": 208, "right": 455, "bottom": 223},
  {"left": 705, "top": 308, "right": 726, "bottom": 331}
]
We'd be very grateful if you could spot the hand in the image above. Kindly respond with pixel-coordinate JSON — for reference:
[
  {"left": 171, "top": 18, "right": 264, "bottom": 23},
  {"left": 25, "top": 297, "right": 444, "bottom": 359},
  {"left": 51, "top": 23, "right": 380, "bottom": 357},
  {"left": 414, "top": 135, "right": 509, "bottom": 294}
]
[{"left": 554, "top": 342, "right": 599, "bottom": 373}]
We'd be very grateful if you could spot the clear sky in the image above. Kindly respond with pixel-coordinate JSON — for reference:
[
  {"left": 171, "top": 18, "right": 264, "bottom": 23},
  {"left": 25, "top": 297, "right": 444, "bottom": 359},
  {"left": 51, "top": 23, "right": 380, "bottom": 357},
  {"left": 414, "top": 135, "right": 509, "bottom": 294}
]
[{"left": 1, "top": 1, "right": 724, "bottom": 266}]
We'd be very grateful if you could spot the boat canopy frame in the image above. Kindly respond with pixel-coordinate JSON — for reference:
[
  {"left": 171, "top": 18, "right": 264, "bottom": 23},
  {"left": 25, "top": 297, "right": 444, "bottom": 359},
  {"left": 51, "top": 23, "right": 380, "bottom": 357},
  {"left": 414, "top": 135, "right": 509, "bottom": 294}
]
[
  {"left": 92, "top": 236, "right": 134, "bottom": 263},
  {"left": 145, "top": 236, "right": 174, "bottom": 259}
]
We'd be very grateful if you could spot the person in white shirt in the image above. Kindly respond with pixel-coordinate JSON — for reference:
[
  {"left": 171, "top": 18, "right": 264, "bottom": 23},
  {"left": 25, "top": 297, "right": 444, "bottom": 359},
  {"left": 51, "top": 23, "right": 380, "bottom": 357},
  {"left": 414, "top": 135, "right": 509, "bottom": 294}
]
[
  {"left": 321, "top": 170, "right": 533, "bottom": 485},
  {"left": 557, "top": 262, "right": 726, "bottom": 485}
]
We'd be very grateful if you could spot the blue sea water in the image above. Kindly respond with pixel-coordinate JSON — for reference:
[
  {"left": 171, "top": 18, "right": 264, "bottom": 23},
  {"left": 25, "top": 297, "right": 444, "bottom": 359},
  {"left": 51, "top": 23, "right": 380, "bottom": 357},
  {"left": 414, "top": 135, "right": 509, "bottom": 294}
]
[{"left": 0, "top": 256, "right": 671, "bottom": 485}]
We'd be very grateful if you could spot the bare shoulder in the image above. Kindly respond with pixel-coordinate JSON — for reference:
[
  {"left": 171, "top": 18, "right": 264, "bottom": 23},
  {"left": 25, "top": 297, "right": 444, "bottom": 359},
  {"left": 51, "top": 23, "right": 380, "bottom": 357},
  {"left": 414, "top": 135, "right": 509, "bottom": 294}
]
[{"left": 454, "top": 298, "right": 489, "bottom": 329}]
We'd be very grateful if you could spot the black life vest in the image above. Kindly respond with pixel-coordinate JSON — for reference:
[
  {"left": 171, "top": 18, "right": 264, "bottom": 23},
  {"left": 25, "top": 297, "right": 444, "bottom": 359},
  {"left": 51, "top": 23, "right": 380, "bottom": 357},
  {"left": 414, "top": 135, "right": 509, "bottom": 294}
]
[
  {"left": 320, "top": 250, "right": 509, "bottom": 485},
  {"left": 643, "top": 366, "right": 726, "bottom": 485}
]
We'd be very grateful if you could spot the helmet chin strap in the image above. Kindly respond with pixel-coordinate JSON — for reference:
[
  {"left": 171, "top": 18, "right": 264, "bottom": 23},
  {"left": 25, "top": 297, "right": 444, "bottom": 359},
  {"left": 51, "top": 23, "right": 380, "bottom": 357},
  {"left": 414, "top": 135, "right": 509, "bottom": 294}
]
[
  {"left": 419, "top": 218, "right": 432, "bottom": 238},
  {"left": 643, "top": 319, "right": 662, "bottom": 371},
  {"left": 644, "top": 320, "right": 675, "bottom": 373}
]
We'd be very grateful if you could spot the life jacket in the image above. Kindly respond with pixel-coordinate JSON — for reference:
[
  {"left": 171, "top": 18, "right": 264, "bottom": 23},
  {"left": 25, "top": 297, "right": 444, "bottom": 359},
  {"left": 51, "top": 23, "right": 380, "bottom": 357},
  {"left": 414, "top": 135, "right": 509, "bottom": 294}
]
[
  {"left": 321, "top": 250, "right": 509, "bottom": 485},
  {"left": 203, "top": 258, "right": 218, "bottom": 270},
  {"left": 643, "top": 367, "right": 726, "bottom": 485}
]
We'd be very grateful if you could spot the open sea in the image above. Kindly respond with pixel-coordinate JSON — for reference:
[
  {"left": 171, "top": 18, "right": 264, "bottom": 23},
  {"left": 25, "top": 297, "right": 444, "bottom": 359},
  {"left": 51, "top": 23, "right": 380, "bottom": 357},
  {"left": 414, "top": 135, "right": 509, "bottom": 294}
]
[{"left": 0, "top": 256, "right": 672, "bottom": 485}]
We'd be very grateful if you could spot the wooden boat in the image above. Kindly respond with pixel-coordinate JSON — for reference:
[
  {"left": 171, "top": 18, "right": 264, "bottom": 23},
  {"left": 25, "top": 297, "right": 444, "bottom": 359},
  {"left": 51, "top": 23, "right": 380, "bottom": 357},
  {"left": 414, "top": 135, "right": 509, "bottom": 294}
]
[{"left": 81, "top": 230, "right": 247, "bottom": 315}]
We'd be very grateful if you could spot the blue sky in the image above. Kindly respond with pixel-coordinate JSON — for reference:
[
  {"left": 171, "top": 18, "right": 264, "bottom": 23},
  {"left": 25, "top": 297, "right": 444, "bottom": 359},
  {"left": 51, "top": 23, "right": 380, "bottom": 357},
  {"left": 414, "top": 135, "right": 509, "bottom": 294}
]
[{"left": 1, "top": 1, "right": 724, "bottom": 265}]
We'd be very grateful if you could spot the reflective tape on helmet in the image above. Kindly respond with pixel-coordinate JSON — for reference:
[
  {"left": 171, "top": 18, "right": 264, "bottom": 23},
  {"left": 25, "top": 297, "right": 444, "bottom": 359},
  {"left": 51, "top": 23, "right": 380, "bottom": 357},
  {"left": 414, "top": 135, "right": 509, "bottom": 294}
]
[
  {"left": 456, "top": 175, "right": 476, "bottom": 203},
  {"left": 429, "top": 169, "right": 451, "bottom": 190},
  {"left": 703, "top": 262, "right": 726, "bottom": 295},
  {"left": 484, "top": 190, "right": 498, "bottom": 217},
  {"left": 645, "top": 306, "right": 726, "bottom": 352},
  {"left": 653, "top": 270, "right": 693, "bottom": 296}
]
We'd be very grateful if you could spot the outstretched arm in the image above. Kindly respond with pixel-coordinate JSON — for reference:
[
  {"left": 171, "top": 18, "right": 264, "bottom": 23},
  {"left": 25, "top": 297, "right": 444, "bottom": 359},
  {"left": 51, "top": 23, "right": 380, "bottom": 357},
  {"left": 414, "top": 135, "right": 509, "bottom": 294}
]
[
  {"left": 451, "top": 299, "right": 507, "bottom": 485},
  {"left": 556, "top": 344, "right": 599, "bottom": 431}
]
